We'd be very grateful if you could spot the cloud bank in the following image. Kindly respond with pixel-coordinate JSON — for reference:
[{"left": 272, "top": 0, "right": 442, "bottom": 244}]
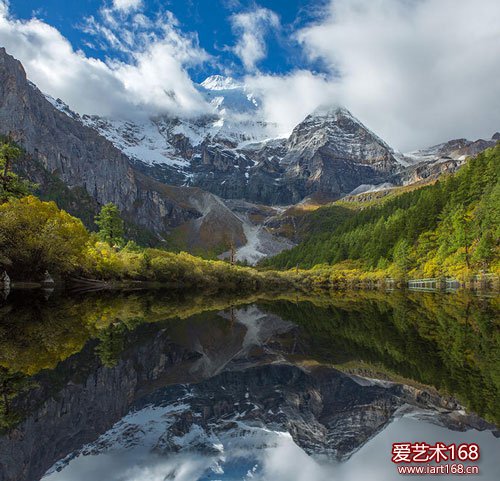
[
  {"left": 0, "top": 1, "right": 211, "bottom": 118},
  {"left": 0, "top": 0, "right": 499, "bottom": 149},
  {"left": 293, "top": 0, "right": 500, "bottom": 150}
]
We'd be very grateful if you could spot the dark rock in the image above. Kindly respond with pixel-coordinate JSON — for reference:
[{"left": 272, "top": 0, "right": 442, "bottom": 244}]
[
  {"left": 40, "top": 271, "right": 54, "bottom": 287},
  {"left": 0, "top": 48, "right": 240, "bottom": 246},
  {"left": 0, "top": 271, "right": 10, "bottom": 290}
]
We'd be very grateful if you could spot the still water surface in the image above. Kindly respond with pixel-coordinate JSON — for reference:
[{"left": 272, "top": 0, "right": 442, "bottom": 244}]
[{"left": 0, "top": 289, "right": 498, "bottom": 481}]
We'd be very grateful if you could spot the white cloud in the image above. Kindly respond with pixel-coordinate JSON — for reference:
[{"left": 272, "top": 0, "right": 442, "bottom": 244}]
[
  {"left": 295, "top": 0, "right": 500, "bottom": 150},
  {"left": 112, "top": 0, "right": 142, "bottom": 14},
  {"left": 230, "top": 7, "right": 279, "bottom": 72},
  {"left": 0, "top": 1, "right": 211, "bottom": 118},
  {"left": 0, "top": 0, "right": 498, "bottom": 150},
  {"left": 246, "top": 71, "right": 339, "bottom": 137}
]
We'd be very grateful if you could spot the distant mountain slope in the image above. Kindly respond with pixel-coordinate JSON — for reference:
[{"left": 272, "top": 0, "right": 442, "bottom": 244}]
[
  {"left": 98, "top": 104, "right": 404, "bottom": 204},
  {"left": 263, "top": 144, "right": 500, "bottom": 278},
  {"left": 40, "top": 60, "right": 498, "bottom": 206},
  {"left": 0, "top": 48, "right": 278, "bottom": 254}
]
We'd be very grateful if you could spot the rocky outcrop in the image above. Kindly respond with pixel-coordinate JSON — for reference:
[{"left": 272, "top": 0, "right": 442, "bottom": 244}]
[
  {"left": 396, "top": 135, "right": 498, "bottom": 185},
  {"left": 271, "top": 107, "right": 399, "bottom": 203},
  {"left": 0, "top": 48, "right": 247, "bottom": 249},
  {"left": 172, "top": 107, "right": 402, "bottom": 204}
]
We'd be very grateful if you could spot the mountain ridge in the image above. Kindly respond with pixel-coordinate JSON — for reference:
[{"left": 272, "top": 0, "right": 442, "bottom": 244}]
[
  {"left": 0, "top": 47, "right": 497, "bottom": 262},
  {"left": 45, "top": 72, "right": 497, "bottom": 206}
]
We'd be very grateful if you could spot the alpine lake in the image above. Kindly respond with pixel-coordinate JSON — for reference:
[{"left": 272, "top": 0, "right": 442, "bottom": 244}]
[{"left": 0, "top": 287, "right": 498, "bottom": 481}]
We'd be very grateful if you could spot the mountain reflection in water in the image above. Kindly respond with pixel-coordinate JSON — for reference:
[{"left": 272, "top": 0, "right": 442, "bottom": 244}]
[{"left": 0, "top": 289, "right": 498, "bottom": 481}]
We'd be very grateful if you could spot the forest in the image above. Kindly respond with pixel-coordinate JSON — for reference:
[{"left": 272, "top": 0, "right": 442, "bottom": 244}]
[
  {"left": 263, "top": 144, "right": 500, "bottom": 280},
  {"left": 1, "top": 137, "right": 499, "bottom": 290}
]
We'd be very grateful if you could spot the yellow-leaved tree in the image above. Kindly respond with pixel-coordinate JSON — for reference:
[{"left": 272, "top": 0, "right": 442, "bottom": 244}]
[{"left": 0, "top": 196, "right": 90, "bottom": 279}]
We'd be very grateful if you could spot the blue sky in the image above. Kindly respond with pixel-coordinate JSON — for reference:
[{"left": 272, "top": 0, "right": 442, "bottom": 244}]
[
  {"left": 9, "top": 0, "right": 327, "bottom": 81},
  {"left": 1, "top": 0, "right": 499, "bottom": 150}
]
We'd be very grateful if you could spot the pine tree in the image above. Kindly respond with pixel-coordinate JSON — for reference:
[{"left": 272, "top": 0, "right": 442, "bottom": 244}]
[
  {"left": 451, "top": 206, "right": 474, "bottom": 269},
  {"left": 95, "top": 203, "right": 125, "bottom": 247},
  {"left": 0, "top": 141, "right": 32, "bottom": 203},
  {"left": 393, "top": 239, "right": 411, "bottom": 279}
]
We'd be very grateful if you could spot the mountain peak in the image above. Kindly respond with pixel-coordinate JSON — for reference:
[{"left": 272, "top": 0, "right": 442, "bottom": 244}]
[
  {"left": 200, "top": 75, "right": 241, "bottom": 91},
  {"left": 310, "top": 105, "right": 353, "bottom": 120}
]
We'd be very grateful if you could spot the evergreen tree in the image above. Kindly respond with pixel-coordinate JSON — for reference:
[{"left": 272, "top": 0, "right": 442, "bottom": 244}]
[
  {"left": 472, "top": 232, "right": 495, "bottom": 270},
  {"left": 451, "top": 206, "right": 474, "bottom": 269},
  {"left": 95, "top": 203, "right": 125, "bottom": 247},
  {"left": 393, "top": 239, "right": 411, "bottom": 279},
  {"left": 264, "top": 143, "right": 499, "bottom": 275},
  {"left": 0, "top": 141, "right": 32, "bottom": 203}
]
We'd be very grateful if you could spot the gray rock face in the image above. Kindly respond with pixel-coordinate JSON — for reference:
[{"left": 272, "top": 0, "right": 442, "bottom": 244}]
[
  {"left": 143, "top": 108, "right": 401, "bottom": 205},
  {"left": 36, "top": 65, "right": 404, "bottom": 206},
  {"left": 396, "top": 136, "right": 498, "bottom": 185},
  {"left": 0, "top": 48, "right": 243, "bottom": 244},
  {"left": 0, "top": 271, "right": 10, "bottom": 290},
  {"left": 272, "top": 107, "right": 399, "bottom": 203}
]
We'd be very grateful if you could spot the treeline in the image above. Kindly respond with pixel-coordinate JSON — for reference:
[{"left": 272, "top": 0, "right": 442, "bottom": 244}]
[
  {"left": 0, "top": 196, "right": 292, "bottom": 291},
  {"left": 0, "top": 138, "right": 290, "bottom": 291},
  {"left": 263, "top": 144, "right": 500, "bottom": 279}
]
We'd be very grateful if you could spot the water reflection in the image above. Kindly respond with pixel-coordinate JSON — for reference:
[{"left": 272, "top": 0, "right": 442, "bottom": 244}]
[
  {"left": 0, "top": 289, "right": 498, "bottom": 481},
  {"left": 43, "top": 418, "right": 499, "bottom": 481}
]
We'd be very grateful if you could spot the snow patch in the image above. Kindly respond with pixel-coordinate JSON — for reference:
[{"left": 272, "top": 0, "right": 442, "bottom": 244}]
[
  {"left": 348, "top": 182, "right": 394, "bottom": 196},
  {"left": 201, "top": 75, "right": 242, "bottom": 91}
]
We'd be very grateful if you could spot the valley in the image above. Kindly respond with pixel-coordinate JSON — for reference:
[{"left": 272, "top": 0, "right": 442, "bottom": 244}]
[{"left": 1, "top": 47, "right": 497, "bottom": 264}]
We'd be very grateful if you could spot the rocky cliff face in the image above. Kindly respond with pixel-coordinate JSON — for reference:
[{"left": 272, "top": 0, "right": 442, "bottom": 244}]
[
  {"left": 80, "top": 104, "right": 404, "bottom": 205},
  {"left": 42, "top": 68, "right": 406, "bottom": 205},
  {"left": 396, "top": 136, "right": 498, "bottom": 185},
  {"left": 0, "top": 48, "right": 195, "bottom": 234},
  {"left": 262, "top": 107, "right": 401, "bottom": 203},
  {"left": 0, "top": 48, "right": 271, "bottom": 252}
]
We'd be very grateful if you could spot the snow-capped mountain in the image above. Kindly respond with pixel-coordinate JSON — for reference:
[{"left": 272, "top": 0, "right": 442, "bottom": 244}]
[
  {"left": 199, "top": 74, "right": 259, "bottom": 113},
  {"left": 54, "top": 74, "right": 276, "bottom": 171},
  {"left": 43, "top": 71, "right": 498, "bottom": 207},
  {"left": 44, "top": 75, "right": 406, "bottom": 204}
]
